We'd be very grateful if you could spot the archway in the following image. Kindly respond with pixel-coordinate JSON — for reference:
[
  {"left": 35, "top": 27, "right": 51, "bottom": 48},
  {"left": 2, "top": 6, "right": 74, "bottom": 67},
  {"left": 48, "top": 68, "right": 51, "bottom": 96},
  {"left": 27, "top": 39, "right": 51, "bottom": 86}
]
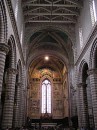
[
  {"left": 1, "top": 35, "right": 17, "bottom": 129},
  {"left": 0, "top": 1, "right": 8, "bottom": 126},
  {"left": 78, "top": 60, "right": 94, "bottom": 129},
  {"left": 88, "top": 38, "right": 97, "bottom": 129},
  {"left": 13, "top": 60, "right": 23, "bottom": 128},
  {"left": 27, "top": 51, "right": 70, "bottom": 130}
]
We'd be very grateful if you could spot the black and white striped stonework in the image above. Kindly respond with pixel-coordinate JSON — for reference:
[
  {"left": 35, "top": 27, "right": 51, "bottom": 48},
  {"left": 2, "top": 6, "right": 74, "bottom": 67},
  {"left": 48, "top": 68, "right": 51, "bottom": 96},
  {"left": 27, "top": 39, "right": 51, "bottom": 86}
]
[
  {"left": 0, "top": 44, "right": 9, "bottom": 102},
  {"left": 13, "top": 83, "right": 22, "bottom": 127},
  {"left": 19, "top": 83, "right": 24, "bottom": 126},
  {"left": 22, "top": 66, "right": 26, "bottom": 125},
  {"left": 78, "top": 83, "right": 88, "bottom": 128},
  {"left": 2, "top": 68, "right": 17, "bottom": 129},
  {"left": 88, "top": 69, "right": 97, "bottom": 130},
  {"left": 77, "top": 86, "right": 82, "bottom": 128}
]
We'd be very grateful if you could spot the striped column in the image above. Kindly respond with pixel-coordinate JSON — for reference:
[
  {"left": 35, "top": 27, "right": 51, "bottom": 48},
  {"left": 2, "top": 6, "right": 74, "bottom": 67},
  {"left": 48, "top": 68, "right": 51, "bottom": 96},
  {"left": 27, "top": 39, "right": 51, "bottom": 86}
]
[
  {"left": 23, "top": 90, "right": 26, "bottom": 125},
  {"left": 0, "top": 43, "right": 9, "bottom": 101},
  {"left": 22, "top": 66, "right": 27, "bottom": 126},
  {"left": 88, "top": 69, "right": 97, "bottom": 129},
  {"left": 2, "top": 68, "right": 17, "bottom": 129},
  {"left": 0, "top": 43, "right": 9, "bottom": 122},
  {"left": 77, "top": 85, "right": 82, "bottom": 128},
  {"left": 13, "top": 83, "right": 22, "bottom": 128},
  {"left": 19, "top": 84, "right": 24, "bottom": 127},
  {"left": 23, "top": 90, "right": 26, "bottom": 126},
  {"left": 78, "top": 83, "right": 88, "bottom": 128}
]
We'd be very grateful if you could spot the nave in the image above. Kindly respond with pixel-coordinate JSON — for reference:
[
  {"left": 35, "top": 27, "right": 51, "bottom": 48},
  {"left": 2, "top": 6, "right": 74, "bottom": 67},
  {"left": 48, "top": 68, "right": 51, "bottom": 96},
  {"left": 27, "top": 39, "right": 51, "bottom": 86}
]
[{"left": 0, "top": 0, "right": 97, "bottom": 130}]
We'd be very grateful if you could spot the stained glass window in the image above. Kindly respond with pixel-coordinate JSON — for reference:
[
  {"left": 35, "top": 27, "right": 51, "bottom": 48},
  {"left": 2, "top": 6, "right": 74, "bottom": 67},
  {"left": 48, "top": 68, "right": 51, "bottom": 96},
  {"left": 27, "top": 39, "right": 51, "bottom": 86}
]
[{"left": 42, "top": 79, "right": 51, "bottom": 113}]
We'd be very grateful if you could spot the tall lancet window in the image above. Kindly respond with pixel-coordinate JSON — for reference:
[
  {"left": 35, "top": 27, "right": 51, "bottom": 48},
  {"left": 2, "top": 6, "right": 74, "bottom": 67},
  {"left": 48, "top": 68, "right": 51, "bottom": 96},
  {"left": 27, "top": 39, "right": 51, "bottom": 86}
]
[
  {"left": 90, "top": 0, "right": 97, "bottom": 26},
  {"left": 42, "top": 79, "right": 51, "bottom": 113}
]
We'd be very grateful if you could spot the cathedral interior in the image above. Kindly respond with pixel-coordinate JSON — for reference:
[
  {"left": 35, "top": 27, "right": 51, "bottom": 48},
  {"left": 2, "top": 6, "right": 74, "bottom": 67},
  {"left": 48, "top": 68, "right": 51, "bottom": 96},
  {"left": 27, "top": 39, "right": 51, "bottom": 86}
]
[{"left": 0, "top": 0, "right": 97, "bottom": 129}]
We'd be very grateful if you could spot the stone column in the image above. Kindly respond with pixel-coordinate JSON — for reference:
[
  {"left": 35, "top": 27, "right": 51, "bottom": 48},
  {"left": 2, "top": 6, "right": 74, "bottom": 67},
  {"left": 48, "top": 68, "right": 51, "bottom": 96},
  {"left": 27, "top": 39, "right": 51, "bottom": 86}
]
[
  {"left": 0, "top": 43, "right": 9, "bottom": 121},
  {"left": 19, "top": 84, "right": 24, "bottom": 127},
  {"left": 23, "top": 90, "right": 26, "bottom": 125},
  {"left": 2, "top": 68, "right": 17, "bottom": 129},
  {"left": 13, "top": 83, "right": 22, "bottom": 128},
  {"left": 77, "top": 83, "right": 88, "bottom": 128},
  {"left": 77, "top": 85, "right": 82, "bottom": 128},
  {"left": 22, "top": 66, "right": 27, "bottom": 126},
  {"left": 88, "top": 69, "right": 97, "bottom": 129},
  {"left": 23, "top": 90, "right": 26, "bottom": 126}
]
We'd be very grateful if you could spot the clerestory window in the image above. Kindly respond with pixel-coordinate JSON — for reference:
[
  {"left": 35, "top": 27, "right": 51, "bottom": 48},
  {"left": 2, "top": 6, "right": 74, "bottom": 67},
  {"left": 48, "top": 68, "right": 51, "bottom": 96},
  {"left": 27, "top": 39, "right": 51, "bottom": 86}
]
[
  {"left": 90, "top": 0, "right": 97, "bottom": 26},
  {"left": 79, "top": 27, "right": 83, "bottom": 48},
  {"left": 42, "top": 79, "right": 51, "bottom": 113},
  {"left": 15, "top": 0, "right": 19, "bottom": 21}
]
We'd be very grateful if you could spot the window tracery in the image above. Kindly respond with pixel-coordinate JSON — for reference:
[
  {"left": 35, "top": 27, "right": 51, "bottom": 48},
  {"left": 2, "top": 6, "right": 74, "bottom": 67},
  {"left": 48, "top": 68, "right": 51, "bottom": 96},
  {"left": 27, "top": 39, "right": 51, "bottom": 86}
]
[{"left": 42, "top": 79, "right": 51, "bottom": 114}]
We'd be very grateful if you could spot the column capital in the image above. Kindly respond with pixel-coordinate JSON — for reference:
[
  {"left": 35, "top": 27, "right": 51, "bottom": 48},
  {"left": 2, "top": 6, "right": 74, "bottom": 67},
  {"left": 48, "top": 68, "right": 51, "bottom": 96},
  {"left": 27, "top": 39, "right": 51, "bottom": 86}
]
[
  {"left": 77, "top": 83, "right": 87, "bottom": 88},
  {"left": 87, "top": 69, "right": 97, "bottom": 75},
  {"left": 7, "top": 68, "right": 17, "bottom": 74},
  {"left": 0, "top": 43, "right": 9, "bottom": 54}
]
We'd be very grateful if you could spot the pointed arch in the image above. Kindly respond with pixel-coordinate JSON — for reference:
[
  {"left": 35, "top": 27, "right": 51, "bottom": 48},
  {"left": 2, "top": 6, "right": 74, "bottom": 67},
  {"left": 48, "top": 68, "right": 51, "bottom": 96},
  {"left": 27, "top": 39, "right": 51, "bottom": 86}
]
[
  {"left": 40, "top": 75, "right": 53, "bottom": 115},
  {"left": 41, "top": 79, "right": 51, "bottom": 113}
]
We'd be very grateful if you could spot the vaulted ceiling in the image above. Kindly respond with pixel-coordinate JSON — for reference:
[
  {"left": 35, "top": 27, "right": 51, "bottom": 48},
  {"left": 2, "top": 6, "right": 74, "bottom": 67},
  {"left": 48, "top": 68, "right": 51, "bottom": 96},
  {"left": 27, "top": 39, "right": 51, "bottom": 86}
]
[{"left": 22, "top": 0, "right": 83, "bottom": 72}]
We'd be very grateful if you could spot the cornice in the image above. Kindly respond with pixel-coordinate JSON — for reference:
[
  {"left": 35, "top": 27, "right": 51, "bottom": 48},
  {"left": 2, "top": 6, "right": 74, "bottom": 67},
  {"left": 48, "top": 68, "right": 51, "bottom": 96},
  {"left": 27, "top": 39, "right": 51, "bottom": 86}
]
[
  {"left": 5, "top": 0, "right": 25, "bottom": 65},
  {"left": 75, "top": 22, "right": 97, "bottom": 66}
]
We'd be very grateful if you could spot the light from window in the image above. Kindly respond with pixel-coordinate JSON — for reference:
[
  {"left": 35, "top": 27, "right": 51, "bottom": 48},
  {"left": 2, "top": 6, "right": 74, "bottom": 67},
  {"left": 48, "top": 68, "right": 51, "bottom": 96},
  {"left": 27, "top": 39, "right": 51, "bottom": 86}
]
[
  {"left": 42, "top": 79, "right": 51, "bottom": 113},
  {"left": 15, "top": 0, "right": 19, "bottom": 21},
  {"left": 92, "top": 0, "right": 97, "bottom": 21},
  {"left": 79, "top": 27, "right": 83, "bottom": 48},
  {"left": 20, "top": 25, "right": 23, "bottom": 44},
  {"left": 90, "top": 0, "right": 97, "bottom": 26}
]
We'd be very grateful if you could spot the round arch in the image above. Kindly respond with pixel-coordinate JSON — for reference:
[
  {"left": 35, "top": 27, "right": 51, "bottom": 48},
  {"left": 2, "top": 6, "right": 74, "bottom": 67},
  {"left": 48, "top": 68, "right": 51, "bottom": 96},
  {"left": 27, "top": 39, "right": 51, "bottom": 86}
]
[
  {"left": 89, "top": 38, "right": 97, "bottom": 69},
  {"left": 78, "top": 59, "right": 89, "bottom": 84},
  {"left": 27, "top": 50, "right": 69, "bottom": 69},
  {"left": 0, "top": 0, "right": 7, "bottom": 44}
]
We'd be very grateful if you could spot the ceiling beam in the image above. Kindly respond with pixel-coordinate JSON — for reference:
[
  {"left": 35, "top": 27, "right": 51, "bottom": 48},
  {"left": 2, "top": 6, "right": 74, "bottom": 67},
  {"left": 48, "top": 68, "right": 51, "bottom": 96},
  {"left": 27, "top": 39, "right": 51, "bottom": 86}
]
[
  {"left": 50, "top": 15, "right": 76, "bottom": 23},
  {"left": 22, "top": 0, "right": 37, "bottom": 5},
  {"left": 52, "top": 7, "right": 79, "bottom": 15},
  {"left": 22, "top": 3, "right": 82, "bottom": 8},
  {"left": 65, "top": 0, "right": 82, "bottom": 6},
  {"left": 44, "top": 0, "right": 51, "bottom": 4},
  {"left": 24, "top": 14, "right": 77, "bottom": 22},
  {"left": 53, "top": 0, "right": 62, "bottom": 4},
  {"left": 23, "top": 7, "right": 51, "bottom": 14},
  {"left": 25, "top": 20, "right": 76, "bottom": 23},
  {"left": 24, "top": 12, "right": 79, "bottom": 16}
]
